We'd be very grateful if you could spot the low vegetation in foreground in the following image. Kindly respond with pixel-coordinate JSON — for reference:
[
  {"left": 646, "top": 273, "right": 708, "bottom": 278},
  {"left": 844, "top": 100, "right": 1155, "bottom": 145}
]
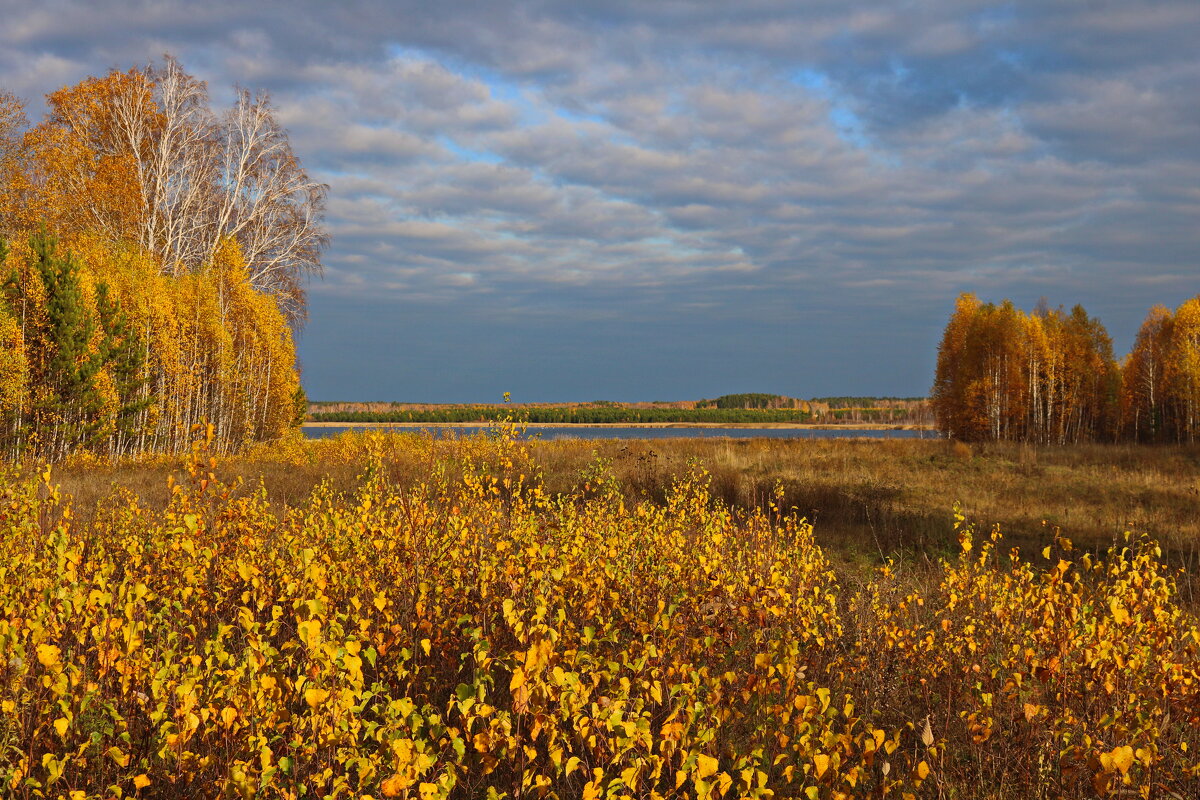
[{"left": 2, "top": 430, "right": 1198, "bottom": 799}]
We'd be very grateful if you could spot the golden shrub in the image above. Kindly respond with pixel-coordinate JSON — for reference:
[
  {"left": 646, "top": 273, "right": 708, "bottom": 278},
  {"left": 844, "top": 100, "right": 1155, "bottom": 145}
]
[{"left": 0, "top": 433, "right": 1196, "bottom": 799}]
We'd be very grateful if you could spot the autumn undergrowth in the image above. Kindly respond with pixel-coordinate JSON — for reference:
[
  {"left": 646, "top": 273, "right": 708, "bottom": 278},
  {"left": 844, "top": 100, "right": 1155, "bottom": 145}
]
[{"left": 1, "top": 430, "right": 1198, "bottom": 799}]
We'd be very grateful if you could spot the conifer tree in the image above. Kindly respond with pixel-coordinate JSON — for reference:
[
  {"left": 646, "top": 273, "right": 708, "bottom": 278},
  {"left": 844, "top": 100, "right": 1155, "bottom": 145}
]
[
  {"left": 95, "top": 282, "right": 152, "bottom": 453},
  {"left": 30, "top": 231, "right": 107, "bottom": 456}
]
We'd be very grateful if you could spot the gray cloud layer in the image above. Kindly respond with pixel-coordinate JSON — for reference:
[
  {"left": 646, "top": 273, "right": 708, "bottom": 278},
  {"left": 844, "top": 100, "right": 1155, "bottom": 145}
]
[{"left": 2, "top": 0, "right": 1197, "bottom": 400}]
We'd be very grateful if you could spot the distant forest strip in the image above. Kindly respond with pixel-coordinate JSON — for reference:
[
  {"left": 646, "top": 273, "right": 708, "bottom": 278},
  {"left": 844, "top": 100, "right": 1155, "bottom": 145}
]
[
  {"left": 308, "top": 396, "right": 934, "bottom": 425},
  {"left": 311, "top": 407, "right": 813, "bottom": 424}
]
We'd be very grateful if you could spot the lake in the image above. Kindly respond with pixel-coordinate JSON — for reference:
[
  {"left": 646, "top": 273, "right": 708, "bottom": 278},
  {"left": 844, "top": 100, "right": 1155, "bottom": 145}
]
[{"left": 303, "top": 425, "right": 937, "bottom": 441}]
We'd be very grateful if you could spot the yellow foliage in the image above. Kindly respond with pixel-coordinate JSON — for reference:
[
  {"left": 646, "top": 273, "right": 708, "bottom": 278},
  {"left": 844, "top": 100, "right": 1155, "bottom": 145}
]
[
  {"left": 0, "top": 432, "right": 1196, "bottom": 798},
  {"left": 1, "top": 232, "right": 301, "bottom": 458}
]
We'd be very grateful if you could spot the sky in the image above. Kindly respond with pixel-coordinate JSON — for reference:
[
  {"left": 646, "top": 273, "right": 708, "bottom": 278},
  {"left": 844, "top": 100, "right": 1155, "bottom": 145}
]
[{"left": 2, "top": 0, "right": 1198, "bottom": 402}]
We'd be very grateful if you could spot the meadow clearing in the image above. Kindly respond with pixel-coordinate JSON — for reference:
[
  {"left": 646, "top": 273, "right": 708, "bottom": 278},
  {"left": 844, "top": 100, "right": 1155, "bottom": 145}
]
[{"left": 1, "top": 428, "right": 1197, "bottom": 799}]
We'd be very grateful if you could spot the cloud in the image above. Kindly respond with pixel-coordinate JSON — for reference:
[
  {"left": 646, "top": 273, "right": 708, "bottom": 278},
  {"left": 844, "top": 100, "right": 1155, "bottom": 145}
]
[{"left": 1, "top": 0, "right": 1197, "bottom": 399}]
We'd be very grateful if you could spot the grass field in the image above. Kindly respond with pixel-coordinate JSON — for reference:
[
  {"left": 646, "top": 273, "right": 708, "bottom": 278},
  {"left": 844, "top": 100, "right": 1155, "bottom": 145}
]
[{"left": 3, "top": 429, "right": 1198, "bottom": 798}]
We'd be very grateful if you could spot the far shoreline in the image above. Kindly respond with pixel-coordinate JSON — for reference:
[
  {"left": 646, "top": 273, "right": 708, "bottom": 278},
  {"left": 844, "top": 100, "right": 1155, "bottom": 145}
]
[{"left": 302, "top": 421, "right": 936, "bottom": 431}]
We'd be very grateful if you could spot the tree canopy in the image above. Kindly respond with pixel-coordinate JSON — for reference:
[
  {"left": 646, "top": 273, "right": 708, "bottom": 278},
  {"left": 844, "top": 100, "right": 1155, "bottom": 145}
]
[
  {"left": 1, "top": 57, "right": 326, "bottom": 323},
  {"left": 932, "top": 293, "right": 1200, "bottom": 444},
  {"left": 0, "top": 59, "right": 315, "bottom": 460}
]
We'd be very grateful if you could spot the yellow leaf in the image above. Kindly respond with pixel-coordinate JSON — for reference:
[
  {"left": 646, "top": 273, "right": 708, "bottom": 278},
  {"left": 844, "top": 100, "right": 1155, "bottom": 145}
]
[
  {"left": 304, "top": 688, "right": 329, "bottom": 708},
  {"left": 1109, "top": 746, "right": 1134, "bottom": 775},
  {"left": 696, "top": 753, "right": 720, "bottom": 779},
  {"left": 420, "top": 638, "right": 431, "bottom": 656},
  {"left": 381, "top": 775, "right": 406, "bottom": 797},
  {"left": 583, "top": 780, "right": 601, "bottom": 800},
  {"left": 916, "top": 761, "right": 930, "bottom": 781},
  {"left": 419, "top": 782, "right": 439, "bottom": 800},
  {"left": 54, "top": 717, "right": 69, "bottom": 737},
  {"left": 813, "top": 753, "right": 830, "bottom": 779},
  {"left": 36, "top": 643, "right": 61, "bottom": 668},
  {"left": 1023, "top": 703, "right": 1041, "bottom": 722},
  {"left": 133, "top": 774, "right": 151, "bottom": 789},
  {"left": 297, "top": 619, "right": 322, "bottom": 648},
  {"left": 510, "top": 667, "right": 526, "bottom": 691},
  {"left": 221, "top": 706, "right": 238, "bottom": 726},
  {"left": 1109, "top": 599, "right": 1131, "bottom": 626},
  {"left": 565, "top": 756, "right": 581, "bottom": 776},
  {"left": 391, "top": 739, "right": 414, "bottom": 766}
]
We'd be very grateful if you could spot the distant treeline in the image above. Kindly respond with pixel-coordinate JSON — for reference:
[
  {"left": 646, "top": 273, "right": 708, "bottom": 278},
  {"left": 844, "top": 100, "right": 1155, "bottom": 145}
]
[
  {"left": 311, "top": 406, "right": 815, "bottom": 425},
  {"left": 697, "top": 393, "right": 801, "bottom": 409},
  {"left": 309, "top": 395, "right": 936, "bottom": 426},
  {"left": 694, "top": 393, "right": 926, "bottom": 410},
  {"left": 812, "top": 396, "right": 927, "bottom": 406}
]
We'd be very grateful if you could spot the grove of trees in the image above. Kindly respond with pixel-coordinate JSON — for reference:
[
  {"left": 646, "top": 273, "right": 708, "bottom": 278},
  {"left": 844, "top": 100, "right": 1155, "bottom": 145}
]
[
  {"left": 932, "top": 293, "right": 1200, "bottom": 444},
  {"left": 0, "top": 58, "right": 320, "bottom": 459}
]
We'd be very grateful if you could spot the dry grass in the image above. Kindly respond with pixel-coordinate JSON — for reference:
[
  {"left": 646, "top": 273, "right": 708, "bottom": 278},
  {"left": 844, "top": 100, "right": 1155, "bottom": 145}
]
[{"left": 529, "top": 437, "right": 1200, "bottom": 585}]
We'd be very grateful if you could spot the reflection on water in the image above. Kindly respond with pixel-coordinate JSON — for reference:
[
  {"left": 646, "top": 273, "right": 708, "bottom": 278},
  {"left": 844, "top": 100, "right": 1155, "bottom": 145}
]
[{"left": 303, "top": 425, "right": 937, "bottom": 441}]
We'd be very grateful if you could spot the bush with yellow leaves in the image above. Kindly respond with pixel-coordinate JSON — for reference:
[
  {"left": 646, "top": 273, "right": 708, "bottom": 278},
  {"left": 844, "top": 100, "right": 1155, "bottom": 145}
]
[{"left": 0, "top": 431, "right": 1196, "bottom": 799}]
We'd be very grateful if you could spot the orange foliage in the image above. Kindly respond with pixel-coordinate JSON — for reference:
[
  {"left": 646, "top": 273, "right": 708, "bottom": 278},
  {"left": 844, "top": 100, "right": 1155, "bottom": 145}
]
[{"left": 932, "top": 295, "right": 1119, "bottom": 443}]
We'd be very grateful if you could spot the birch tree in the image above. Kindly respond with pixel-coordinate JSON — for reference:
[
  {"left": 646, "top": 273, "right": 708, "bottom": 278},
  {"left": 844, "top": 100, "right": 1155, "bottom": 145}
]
[
  {"left": 0, "top": 92, "right": 28, "bottom": 235},
  {"left": 20, "top": 57, "right": 327, "bottom": 323},
  {"left": 1121, "top": 305, "right": 1171, "bottom": 441}
]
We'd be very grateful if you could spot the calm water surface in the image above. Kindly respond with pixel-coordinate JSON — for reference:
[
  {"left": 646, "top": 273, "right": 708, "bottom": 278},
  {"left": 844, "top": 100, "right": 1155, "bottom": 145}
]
[{"left": 304, "top": 425, "right": 936, "bottom": 441}]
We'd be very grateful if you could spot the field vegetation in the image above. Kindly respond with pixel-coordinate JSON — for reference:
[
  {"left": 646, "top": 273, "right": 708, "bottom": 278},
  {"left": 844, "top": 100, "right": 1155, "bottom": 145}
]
[{"left": 3, "top": 429, "right": 1197, "bottom": 799}]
